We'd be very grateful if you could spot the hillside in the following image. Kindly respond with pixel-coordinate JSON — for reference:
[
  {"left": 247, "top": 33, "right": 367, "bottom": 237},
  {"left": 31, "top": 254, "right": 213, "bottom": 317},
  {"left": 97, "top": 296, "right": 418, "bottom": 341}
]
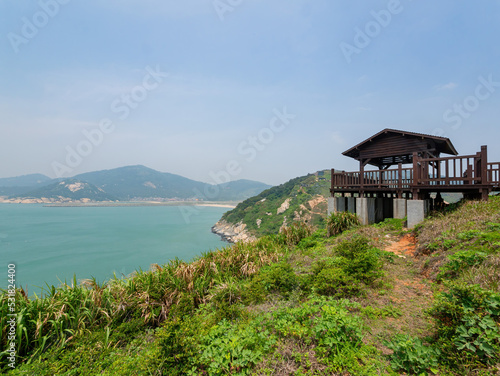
[
  {"left": 0, "top": 173, "right": 51, "bottom": 187},
  {"left": 213, "top": 170, "right": 331, "bottom": 241},
  {"left": 74, "top": 165, "right": 206, "bottom": 200},
  {"left": 0, "top": 173, "right": 52, "bottom": 197},
  {"left": 7, "top": 179, "right": 117, "bottom": 203},
  {"left": 3, "top": 197, "right": 499, "bottom": 375},
  {"left": 0, "top": 166, "right": 271, "bottom": 202},
  {"left": 76, "top": 165, "right": 271, "bottom": 201}
]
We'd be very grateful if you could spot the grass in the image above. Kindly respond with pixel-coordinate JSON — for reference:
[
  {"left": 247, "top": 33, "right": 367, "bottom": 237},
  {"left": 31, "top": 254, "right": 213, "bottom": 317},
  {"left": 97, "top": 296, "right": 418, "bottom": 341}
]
[{"left": 2, "top": 197, "right": 500, "bottom": 375}]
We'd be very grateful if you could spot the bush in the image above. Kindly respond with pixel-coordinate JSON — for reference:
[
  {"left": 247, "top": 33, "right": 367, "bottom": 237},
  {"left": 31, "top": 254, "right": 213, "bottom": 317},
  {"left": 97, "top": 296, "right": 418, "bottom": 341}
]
[
  {"left": 385, "top": 335, "right": 440, "bottom": 375},
  {"left": 428, "top": 283, "right": 500, "bottom": 366},
  {"left": 326, "top": 211, "right": 360, "bottom": 237},
  {"left": 335, "top": 235, "right": 384, "bottom": 284},
  {"left": 437, "top": 249, "right": 487, "bottom": 281},
  {"left": 313, "top": 267, "right": 363, "bottom": 297},
  {"left": 247, "top": 262, "right": 300, "bottom": 302}
]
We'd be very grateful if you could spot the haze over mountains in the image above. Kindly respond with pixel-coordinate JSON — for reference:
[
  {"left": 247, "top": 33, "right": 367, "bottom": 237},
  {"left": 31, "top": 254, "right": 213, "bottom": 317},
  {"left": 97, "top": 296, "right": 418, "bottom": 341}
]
[{"left": 0, "top": 165, "right": 271, "bottom": 203}]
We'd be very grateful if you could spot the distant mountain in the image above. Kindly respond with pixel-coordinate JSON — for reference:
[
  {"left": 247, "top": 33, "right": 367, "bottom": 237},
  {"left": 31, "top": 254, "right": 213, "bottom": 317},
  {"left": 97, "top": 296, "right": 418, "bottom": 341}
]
[
  {"left": 0, "top": 165, "right": 271, "bottom": 202},
  {"left": 74, "top": 165, "right": 206, "bottom": 200},
  {"left": 0, "top": 173, "right": 52, "bottom": 196},
  {"left": 0, "top": 173, "right": 51, "bottom": 187},
  {"left": 15, "top": 179, "right": 117, "bottom": 202},
  {"left": 74, "top": 165, "right": 271, "bottom": 202}
]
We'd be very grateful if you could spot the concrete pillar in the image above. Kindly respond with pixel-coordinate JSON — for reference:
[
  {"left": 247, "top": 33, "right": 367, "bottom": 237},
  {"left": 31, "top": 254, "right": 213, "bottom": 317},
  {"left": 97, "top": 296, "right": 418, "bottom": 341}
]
[
  {"left": 356, "top": 197, "right": 376, "bottom": 225},
  {"left": 393, "top": 199, "right": 407, "bottom": 219},
  {"left": 328, "top": 197, "right": 347, "bottom": 215},
  {"left": 347, "top": 197, "right": 356, "bottom": 213},
  {"left": 407, "top": 200, "right": 430, "bottom": 228},
  {"left": 327, "top": 197, "right": 335, "bottom": 216}
]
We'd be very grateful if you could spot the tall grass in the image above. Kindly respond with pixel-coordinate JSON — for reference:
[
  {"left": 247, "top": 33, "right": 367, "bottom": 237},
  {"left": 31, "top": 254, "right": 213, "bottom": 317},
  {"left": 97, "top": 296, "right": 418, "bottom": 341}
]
[
  {"left": 326, "top": 211, "right": 360, "bottom": 237},
  {"left": 0, "top": 228, "right": 313, "bottom": 369}
]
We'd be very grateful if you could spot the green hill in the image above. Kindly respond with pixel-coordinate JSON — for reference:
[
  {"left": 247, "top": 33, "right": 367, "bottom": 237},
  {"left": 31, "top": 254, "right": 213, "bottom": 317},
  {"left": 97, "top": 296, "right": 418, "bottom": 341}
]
[
  {"left": 219, "top": 170, "right": 332, "bottom": 238},
  {"left": 74, "top": 165, "right": 206, "bottom": 200},
  {"left": 0, "top": 173, "right": 52, "bottom": 197},
  {"left": 75, "top": 165, "right": 271, "bottom": 201},
  {"left": 0, "top": 173, "right": 51, "bottom": 187}
]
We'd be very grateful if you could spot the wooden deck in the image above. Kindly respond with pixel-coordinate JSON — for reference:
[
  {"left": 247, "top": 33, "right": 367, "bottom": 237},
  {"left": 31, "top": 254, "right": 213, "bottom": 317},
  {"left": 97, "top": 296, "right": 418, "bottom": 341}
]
[{"left": 331, "top": 147, "right": 500, "bottom": 200}]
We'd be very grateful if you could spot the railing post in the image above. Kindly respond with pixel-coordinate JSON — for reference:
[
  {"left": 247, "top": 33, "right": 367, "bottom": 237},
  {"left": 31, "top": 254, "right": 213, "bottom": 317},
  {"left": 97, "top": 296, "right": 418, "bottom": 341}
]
[
  {"left": 412, "top": 152, "right": 419, "bottom": 185},
  {"left": 398, "top": 163, "right": 402, "bottom": 197},
  {"left": 360, "top": 161, "right": 365, "bottom": 197},
  {"left": 481, "top": 145, "right": 488, "bottom": 184}
]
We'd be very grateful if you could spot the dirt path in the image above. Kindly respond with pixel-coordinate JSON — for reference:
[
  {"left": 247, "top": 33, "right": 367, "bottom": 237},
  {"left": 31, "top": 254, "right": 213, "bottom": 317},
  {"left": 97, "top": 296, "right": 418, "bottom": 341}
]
[
  {"left": 362, "top": 234, "right": 435, "bottom": 353},
  {"left": 384, "top": 234, "right": 417, "bottom": 257}
]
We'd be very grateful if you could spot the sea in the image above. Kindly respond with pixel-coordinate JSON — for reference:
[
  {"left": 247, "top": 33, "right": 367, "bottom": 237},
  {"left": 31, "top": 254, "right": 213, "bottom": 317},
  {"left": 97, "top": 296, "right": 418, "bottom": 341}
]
[{"left": 0, "top": 204, "right": 229, "bottom": 296}]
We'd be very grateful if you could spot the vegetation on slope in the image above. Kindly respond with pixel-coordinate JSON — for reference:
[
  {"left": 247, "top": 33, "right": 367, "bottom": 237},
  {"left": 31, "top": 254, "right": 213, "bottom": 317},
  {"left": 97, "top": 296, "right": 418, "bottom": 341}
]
[
  {"left": 14, "top": 179, "right": 117, "bottom": 201},
  {"left": 222, "top": 171, "right": 331, "bottom": 237},
  {"left": 1, "top": 197, "right": 500, "bottom": 375}
]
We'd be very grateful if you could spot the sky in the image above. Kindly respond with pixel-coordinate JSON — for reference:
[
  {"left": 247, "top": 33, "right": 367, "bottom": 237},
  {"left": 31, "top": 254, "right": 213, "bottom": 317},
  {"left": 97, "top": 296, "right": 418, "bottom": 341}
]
[{"left": 1, "top": 0, "right": 499, "bottom": 186}]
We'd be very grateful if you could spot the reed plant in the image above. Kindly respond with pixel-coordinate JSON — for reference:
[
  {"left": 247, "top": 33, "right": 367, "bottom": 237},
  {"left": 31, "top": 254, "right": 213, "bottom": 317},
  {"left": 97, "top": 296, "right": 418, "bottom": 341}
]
[{"left": 326, "top": 211, "right": 360, "bottom": 237}]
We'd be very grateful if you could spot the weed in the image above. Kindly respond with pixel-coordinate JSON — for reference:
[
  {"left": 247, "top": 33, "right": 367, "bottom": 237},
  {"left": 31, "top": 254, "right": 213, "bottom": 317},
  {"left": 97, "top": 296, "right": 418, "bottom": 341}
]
[
  {"left": 326, "top": 211, "right": 360, "bottom": 237},
  {"left": 385, "top": 334, "right": 440, "bottom": 375}
]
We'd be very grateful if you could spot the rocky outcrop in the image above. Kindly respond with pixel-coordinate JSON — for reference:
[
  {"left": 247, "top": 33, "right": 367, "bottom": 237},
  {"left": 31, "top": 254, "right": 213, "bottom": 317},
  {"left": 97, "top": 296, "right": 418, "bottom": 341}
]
[
  {"left": 277, "top": 198, "right": 291, "bottom": 214},
  {"left": 211, "top": 220, "right": 257, "bottom": 243}
]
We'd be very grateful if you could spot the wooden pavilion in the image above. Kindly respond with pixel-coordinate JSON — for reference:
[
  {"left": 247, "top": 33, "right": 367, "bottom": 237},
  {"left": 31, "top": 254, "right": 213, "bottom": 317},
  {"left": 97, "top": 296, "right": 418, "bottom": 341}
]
[{"left": 331, "top": 129, "right": 500, "bottom": 201}]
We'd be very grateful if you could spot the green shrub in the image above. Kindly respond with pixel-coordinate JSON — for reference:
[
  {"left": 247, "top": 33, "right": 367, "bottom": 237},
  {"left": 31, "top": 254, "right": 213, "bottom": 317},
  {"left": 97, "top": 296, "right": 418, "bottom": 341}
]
[
  {"left": 428, "top": 283, "right": 500, "bottom": 366},
  {"left": 247, "top": 262, "right": 300, "bottom": 302},
  {"left": 192, "top": 319, "right": 275, "bottom": 376},
  {"left": 385, "top": 335, "right": 440, "bottom": 375},
  {"left": 374, "top": 217, "right": 404, "bottom": 231},
  {"left": 335, "top": 235, "right": 384, "bottom": 284},
  {"left": 313, "top": 267, "right": 363, "bottom": 297},
  {"left": 313, "top": 304, "right": 364, "bottom": 354},
  {"left": 437, "top": 249, "right": 487, "bottom": 281},
  {"left": 326, "top": 211, "right": 360, "bottom": 237}
]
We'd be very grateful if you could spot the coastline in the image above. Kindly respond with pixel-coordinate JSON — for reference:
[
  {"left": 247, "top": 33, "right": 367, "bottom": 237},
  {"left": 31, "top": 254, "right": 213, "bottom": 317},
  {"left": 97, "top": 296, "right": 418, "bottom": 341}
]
[
  {"left": 211, "top": 219, "right": 256, "bottom": 243},
  {"left": 34, "top": 201, "right": 239, "bottom": 208}
]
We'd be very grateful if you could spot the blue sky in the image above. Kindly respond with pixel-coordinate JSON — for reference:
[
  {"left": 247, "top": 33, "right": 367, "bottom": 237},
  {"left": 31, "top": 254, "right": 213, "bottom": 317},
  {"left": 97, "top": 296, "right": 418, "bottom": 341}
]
[{"left": 1, "top": 0, "right": 499, "bottom": 185}]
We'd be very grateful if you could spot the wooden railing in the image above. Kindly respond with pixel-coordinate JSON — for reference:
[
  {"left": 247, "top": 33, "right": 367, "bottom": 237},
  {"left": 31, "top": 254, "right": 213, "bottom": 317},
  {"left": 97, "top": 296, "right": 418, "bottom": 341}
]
[
  {"left": 416, "top": 153, "right": 482, "bottom": 186},
  {"left": 489, "top": 163, "right": 500, "bottom": 187},
  {"left": 332, "top": 167, "right": 413, "bottom": 190},
  {"left": 332, "top": 146, "right": 500, "bottom": 193}
]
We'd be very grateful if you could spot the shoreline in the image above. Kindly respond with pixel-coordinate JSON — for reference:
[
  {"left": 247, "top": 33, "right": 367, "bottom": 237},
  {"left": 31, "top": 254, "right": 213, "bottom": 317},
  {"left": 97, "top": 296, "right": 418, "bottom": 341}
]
[
  {"left": 0, "top": 200, "right": 238, "bottom": 208},
  {"left": 39, "top": 201, "right": 239, "bottom": 208}
]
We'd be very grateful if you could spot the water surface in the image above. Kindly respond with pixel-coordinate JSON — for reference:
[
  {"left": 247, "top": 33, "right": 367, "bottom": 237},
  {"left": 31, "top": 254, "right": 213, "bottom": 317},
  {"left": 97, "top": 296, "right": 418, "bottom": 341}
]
[{"left": 0, "top": 204, "right": 227, "bottom": 295}]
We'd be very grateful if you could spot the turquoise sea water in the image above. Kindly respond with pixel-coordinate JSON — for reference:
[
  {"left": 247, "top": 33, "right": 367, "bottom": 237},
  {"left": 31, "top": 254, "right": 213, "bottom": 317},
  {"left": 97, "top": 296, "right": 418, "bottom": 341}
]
[{"left": 0, "top": 204, "right": 228, "bottom": 295}]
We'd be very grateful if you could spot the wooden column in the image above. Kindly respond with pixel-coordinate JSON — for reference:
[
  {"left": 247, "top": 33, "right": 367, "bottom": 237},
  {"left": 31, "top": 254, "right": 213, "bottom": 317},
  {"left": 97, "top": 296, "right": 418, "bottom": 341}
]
[
  {"left": 359, "top": 160, "right": 365, "bottom": 198},
  {"left": 397, "top": 163, "right": 403, "bottom": 198},
  {"left": 412, "top": 152, "right": 420, "bottom": 199}
]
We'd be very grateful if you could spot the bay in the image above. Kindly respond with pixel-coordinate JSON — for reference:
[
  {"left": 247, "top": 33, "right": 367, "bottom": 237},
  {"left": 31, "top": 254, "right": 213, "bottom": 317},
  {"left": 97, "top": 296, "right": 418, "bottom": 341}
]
[{"left": 0, "top": 204, "right": 228, "bottom": 296}]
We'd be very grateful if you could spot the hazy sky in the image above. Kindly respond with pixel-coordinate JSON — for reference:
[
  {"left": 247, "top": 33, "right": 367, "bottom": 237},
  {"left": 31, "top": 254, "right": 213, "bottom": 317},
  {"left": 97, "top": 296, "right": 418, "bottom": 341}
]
[{"left": 1, "top": 1, "right": 499, "bottom": 185}]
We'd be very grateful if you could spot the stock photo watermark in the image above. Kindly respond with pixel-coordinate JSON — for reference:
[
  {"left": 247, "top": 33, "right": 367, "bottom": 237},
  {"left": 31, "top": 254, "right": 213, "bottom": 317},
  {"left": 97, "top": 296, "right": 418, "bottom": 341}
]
[
  {"left": 7, "top": 0, "right": 71, "bottom": 54},
  {"left": 340, "top": 0, "right": 411, "bottom": 64},
  {"left": 433, "top": 74, "right": 500, "bottom": 138},
  {"left": 179, "top": 107, "right": 296, "bottom": 223},
  {"left": 6, "top": 264, "right": 17, "bottom": 369},
  {"left": 212, "top": 0, "right": 243, "bottom": 21},
  {"left": 51, "top": 65, "right": 167, "bottom": 178}
]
